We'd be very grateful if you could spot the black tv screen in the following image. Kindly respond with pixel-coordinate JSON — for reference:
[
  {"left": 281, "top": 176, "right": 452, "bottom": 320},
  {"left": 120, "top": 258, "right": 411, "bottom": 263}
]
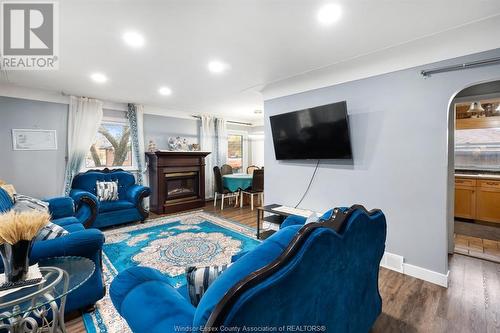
[{"left": 270, "top": 101, "right": 352, "bottom": 160}]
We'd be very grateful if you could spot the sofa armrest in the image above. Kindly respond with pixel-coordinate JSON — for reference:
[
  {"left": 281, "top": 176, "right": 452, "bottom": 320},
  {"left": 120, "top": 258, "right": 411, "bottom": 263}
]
[
  {"left": 70, "top": 189, "right": 99, "bottom": 228},
  {"left": 125, "top": 185, "right": 150, "bottom": 203},
  {"left": 125, "top": 185, "right": 150, "bottom": 219},
  {"left": 280, "top": 215, "right": 307, "bottom": 229},
  {"left": 30, "top": 228, "right": 104, "bottom": 262},
  {"left": 45, "top": 197, "right": 75, "bottom": 220},
  {"left": 110, "top": 266, "right": 195, "bottom": 333}
]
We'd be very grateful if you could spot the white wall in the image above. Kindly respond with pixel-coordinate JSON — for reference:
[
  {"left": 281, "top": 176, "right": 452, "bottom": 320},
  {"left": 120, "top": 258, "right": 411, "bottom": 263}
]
[
  {"left": 263, "top": 48, "right": 500, "bottom": 278},
  {"left": 250, "top": 126, "right": 264, "bottom": 167}
]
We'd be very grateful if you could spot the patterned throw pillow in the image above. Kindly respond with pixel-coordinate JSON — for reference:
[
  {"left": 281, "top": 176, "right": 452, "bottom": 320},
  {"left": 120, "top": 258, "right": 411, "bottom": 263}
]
[
  {"left": 96, "top": 181, "right": 119, "bottom": 201},
  {"left": 35, "top": 222, "right": 69, "bottom": 241},
  {"left": 186, "top": 263, "right": 232, "bottom": 306},
  {"left": 12, "top": 194, "right": 49, "bottom": 213}
]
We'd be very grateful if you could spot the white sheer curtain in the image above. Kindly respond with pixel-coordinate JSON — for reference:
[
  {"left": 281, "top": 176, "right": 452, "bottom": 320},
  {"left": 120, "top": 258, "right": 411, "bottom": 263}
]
[
  {"left": 215, "top": 118, "right": 228, "bottom": 166},
  {"left": 63, "top": 96, "right": 103, "bottom": 195},
  {"left": 200, "top": 115, "right": 228, "bottom": 199},
  {"left": 201, "top": 115, "right": 216, "bottom": 198}
]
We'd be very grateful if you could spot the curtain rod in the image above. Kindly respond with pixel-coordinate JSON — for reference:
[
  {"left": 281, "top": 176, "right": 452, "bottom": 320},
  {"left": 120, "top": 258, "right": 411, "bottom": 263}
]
[
  {"left": 191, "top": 115, "right": 252, "bottom": 126},
  {"left": 420, "top": 56, "right": 500, "bottom": 77}
]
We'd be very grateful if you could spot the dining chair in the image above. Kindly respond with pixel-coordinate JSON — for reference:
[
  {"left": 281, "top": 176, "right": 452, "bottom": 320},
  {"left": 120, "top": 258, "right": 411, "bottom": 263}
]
[
  {"left": 246, "top": 165, "right": 260, "bottom": 175},
  {"left": 220, "top": 164, "right": 233, "bottom": 176},
  {"left": 213, "top": 166, "right": 239, "bottom": 210},
  {"left": 240, "top": 169, "right": 264, "bottom": 210}
]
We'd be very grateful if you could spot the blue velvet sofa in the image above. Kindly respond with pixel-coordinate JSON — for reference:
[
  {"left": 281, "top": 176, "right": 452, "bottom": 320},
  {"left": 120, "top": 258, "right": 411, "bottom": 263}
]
[
  {"left": 110, "top": 205, "right": 387, "bottom": 333},
  {"left": 0, "top": 188, "right": 105, "bottom": 314},
  {"left": 70, "top": 169, "right": 151, "bottom": 229}
]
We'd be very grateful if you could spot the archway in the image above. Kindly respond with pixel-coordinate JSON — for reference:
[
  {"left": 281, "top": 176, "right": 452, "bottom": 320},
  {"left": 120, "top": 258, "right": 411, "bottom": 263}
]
[{"left": 447, "top": 79, "right": 500, "bottom": 261}]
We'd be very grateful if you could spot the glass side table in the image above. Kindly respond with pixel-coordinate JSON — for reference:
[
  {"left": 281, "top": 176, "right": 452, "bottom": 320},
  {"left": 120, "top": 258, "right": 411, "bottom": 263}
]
[{"left": 0, "top": 256, "right": 95, "bottom": 333}]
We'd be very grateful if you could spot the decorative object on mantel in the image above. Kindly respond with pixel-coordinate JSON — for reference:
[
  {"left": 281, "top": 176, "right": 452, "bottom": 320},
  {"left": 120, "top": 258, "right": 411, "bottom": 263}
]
[
  {"left": 168, "top": 136, "right": 192, "bottom": 151},
  {"left": 189, "top": 143, "right": 200, "bottom": 151},
  {"left": 168, "top": 136, "right": 181, "bottom": 151},
  {"left": 148, "top": 140, "right": 157, "bottom": 152},
  {"left": 0, "top": 211, "right": 50, "bottom": 282}
]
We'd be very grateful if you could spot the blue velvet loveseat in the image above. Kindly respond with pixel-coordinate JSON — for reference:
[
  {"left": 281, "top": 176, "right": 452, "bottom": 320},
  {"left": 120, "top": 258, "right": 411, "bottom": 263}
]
[
  {"left": 70, "top": 169, "right": 151, "bottom": 229},
  {"left": 110, "top": 205, "right": 387, "bottom": 333},
  {"left": 0, "top": 188, "right": 105, "bottom": 314}
]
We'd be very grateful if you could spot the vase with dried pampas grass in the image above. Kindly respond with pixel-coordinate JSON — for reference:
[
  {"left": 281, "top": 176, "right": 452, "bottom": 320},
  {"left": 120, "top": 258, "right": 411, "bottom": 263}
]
[{"left": 0, "top": 211, "right": 50, "bottom": 282}]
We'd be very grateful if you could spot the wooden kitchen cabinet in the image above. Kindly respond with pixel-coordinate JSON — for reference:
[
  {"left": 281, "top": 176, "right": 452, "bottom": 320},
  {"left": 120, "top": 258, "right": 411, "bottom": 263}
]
[
  {"left": 454, "top": 178, "right": 476, "bottom": 219},
  {"left": 455, "top": 176, "right": 500, "bottom": 224},
  {"left": 476, "top": 180, "right": 500, "bottom": 224}
]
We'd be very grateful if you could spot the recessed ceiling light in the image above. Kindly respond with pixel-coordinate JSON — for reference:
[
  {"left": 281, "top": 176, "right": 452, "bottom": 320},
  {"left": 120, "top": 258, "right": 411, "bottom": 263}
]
[
  {"left": 158, "top": 86, "right": 172, "bottom": 96},
  {"left": 90, "top": 72, "right": 108, "bottom": 83},
  {"left": 122, "top": 31, "right": 145, "bottom": 48},
  {"left": 317, "top": 3, "right": 342, "bottom": 26},
  {"left": 208, "top": 60, "right": 229, "bottom": 74}
]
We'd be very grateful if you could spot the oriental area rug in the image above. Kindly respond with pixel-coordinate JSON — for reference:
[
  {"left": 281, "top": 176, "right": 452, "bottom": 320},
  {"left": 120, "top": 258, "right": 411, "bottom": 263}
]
[{"left": 83, "top": 211, "right": 260, "bottom": 333}]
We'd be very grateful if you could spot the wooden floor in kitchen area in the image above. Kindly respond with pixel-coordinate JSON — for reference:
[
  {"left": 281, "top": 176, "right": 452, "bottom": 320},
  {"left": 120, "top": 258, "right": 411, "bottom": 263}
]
[{"left": 67, "top": 203, "right": 500, "bottom": 333}]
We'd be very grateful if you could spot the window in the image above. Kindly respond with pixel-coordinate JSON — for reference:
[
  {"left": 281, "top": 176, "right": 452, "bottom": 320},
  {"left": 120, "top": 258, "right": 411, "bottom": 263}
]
[
  {"left": 227, "top": 133, "right": 245, "bottom": 173},
  {"left": 455, "top": 128, "right": 500, "bottom": 171},
  {"left": 85, "top": 121, "right": 133, "bottom": 168}
]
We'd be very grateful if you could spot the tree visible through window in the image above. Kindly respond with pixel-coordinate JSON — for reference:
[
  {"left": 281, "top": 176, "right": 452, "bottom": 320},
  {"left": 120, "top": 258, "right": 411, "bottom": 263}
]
[
  {"left": 86, "top": 122, "right": 133, "bottom": 168},
  {"left": 227, "top": 134, "right": 243, "bottom": 172}
]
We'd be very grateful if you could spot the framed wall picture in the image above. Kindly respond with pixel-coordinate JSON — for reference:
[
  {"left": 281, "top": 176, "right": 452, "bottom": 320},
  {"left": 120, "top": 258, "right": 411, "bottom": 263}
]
[{"left": 12, "top": 129, "right": 58, "bottom": 151}]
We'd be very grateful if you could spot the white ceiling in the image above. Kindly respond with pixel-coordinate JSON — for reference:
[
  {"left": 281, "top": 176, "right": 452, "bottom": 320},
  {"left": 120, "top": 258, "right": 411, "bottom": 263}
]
[{"left": 2, "top": 0, "right": 500, "bottom": 123}]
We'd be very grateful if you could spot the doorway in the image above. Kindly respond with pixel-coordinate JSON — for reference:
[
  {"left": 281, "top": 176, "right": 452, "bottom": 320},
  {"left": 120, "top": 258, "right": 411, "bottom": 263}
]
[{"left": 451, "top": 80, "right": 500, "bottom": 263}]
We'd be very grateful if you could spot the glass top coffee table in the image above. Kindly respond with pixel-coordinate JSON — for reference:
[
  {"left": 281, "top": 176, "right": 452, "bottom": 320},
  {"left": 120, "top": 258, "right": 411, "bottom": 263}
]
[{"left": 0, "top": 256, "right": 95, "bottom": 333}]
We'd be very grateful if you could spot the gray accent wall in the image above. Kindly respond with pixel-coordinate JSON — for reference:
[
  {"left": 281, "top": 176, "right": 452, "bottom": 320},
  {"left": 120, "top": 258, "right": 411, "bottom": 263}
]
[
  {"left": 0, "top": 100, "right": 205, "bottom": 198},
  {"left": 0, "top": 96, "right": 68, "bottom": 198},
  {"left": 264, "top": 48, "right": 500, "bottom": 275}
]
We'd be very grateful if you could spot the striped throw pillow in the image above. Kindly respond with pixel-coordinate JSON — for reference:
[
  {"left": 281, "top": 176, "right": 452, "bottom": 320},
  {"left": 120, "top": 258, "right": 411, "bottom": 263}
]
[
  {"left": 35, "top": 222, "right": 69, "bottom": 241},
  {"left": 96, "top": 181, "right": 119, "bottom": 201},
  {"left": 13, "top": 194, "right": 49, "bottom": 213},
  {"left": 186, "top": 263, "right": 232, "bottom": 306}
]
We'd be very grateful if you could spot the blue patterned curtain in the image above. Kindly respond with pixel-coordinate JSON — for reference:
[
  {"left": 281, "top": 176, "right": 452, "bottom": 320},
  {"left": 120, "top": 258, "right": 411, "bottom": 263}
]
[{"left": 127, "top": 103, "right": 145, "bottom": 185}]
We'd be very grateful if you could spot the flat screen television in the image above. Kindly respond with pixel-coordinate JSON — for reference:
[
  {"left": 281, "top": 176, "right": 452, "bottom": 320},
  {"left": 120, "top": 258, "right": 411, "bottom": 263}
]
[{"left": 270, "top": 101, "right": 352, "bottom": 160}]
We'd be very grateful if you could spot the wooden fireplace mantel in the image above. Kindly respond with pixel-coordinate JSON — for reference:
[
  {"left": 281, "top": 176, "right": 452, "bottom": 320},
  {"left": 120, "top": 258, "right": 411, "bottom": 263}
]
[{"left": 146, "top": 151, "right": 211, "bottom": 214}]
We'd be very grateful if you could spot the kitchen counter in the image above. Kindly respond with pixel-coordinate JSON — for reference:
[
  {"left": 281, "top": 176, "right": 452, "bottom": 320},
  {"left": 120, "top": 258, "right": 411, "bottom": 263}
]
[{"left": 455, "top": 173, "right": 500, "bottom": 180}]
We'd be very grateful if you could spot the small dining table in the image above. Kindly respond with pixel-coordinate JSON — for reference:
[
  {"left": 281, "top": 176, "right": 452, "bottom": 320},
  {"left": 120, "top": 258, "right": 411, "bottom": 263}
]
[{"left": 222, "top": 173, "right": 253, "bottom": 192}]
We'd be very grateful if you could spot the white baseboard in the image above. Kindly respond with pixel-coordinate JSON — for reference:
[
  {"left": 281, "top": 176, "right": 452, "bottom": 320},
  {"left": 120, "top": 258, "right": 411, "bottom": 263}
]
[
  {"left": 380, "top": 252, "right": 449, "bottom": 288},
  {"left": 380, "top": 252, "right": 404, "bottom": 273},
  {"left": 403, "top": 263, "right": 449, "bottom": 287}
]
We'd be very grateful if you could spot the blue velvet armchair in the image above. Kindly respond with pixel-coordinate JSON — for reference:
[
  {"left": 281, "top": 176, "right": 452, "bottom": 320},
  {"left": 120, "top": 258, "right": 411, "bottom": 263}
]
[
  {"left": 70, "top": 169, "right": 151, "bottom": 229},
  {"left": 0, "top": 188, "right": 105, "bottom": 314},
  {"left": 110, "top": 205, "right": 387, "bottom": 333}
]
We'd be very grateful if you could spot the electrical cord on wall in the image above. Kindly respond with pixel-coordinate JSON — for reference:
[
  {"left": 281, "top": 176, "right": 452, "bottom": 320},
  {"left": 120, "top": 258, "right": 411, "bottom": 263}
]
[{"left": 294, "top": 159, "right": 320, "bottom": 208}]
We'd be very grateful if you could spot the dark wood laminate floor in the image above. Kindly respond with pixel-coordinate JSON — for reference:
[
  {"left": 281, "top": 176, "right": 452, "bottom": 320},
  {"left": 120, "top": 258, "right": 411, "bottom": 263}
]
[{"left": 67, "top": 203, "right": 500, "bottom": 333}]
